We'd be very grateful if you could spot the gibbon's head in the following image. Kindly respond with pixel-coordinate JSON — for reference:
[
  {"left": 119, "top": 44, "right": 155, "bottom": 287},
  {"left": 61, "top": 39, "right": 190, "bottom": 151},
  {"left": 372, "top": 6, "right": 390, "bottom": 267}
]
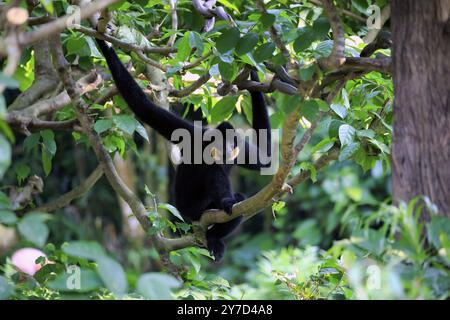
[{"left": 208, "top": 122, "right": 240, "bottom": 164}]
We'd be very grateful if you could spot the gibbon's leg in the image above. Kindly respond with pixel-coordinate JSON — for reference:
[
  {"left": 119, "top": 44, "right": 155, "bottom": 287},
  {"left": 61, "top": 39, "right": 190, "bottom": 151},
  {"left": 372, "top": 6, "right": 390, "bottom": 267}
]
[
  {"left": 205, "top": 193, "right": 246, "bottom": 261},
  {"left": 206, "top": 217, "right": 243, "bottom": 261},
  {"left": 238, "top": 70, "right": 272, "bottom": 170}
]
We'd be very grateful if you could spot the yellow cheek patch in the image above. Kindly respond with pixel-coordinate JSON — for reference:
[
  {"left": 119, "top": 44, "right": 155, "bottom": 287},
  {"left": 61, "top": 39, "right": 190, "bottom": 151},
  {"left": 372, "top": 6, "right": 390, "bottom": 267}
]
[
  {"left": 227, "top": 146, "right": 240, "bottom": 161},
  {"left": 211, "top": 147, "right": 222, "bottom": 161}
]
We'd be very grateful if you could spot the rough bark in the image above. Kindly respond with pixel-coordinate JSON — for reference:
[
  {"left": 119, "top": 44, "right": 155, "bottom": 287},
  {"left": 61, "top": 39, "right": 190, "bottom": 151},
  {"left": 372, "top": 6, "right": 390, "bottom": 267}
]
[{"left": 391, "top": 0, "right": 450, "bottom": 216}]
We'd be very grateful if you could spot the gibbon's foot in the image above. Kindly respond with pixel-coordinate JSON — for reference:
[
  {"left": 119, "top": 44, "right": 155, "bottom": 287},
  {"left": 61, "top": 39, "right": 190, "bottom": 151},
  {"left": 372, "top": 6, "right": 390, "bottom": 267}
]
[
  {"left": 221, "top": 197, "right": 239, "bottom": 215},
  {"left": 207, "top": 237, "right": 225, "bottom": 262}
]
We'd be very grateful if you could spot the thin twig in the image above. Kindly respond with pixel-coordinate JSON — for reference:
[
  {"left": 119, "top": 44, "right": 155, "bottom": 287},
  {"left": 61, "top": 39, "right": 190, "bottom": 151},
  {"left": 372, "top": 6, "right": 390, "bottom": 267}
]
[{"left": 167, "top": 0, "right": 178, "bottom": 47}]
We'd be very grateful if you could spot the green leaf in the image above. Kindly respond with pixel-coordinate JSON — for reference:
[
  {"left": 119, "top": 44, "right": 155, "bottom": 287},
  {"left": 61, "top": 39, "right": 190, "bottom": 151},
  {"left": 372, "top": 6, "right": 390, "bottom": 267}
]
[
  {"left": 300, "top": 99, "right": 327, "bottom": 121},
  {"left": 0, "top": 95, "right": 6, "bottom": 118},
  {"left": 211, "top": 96, "right": 238, "bottom": 123},
  {"left": 135, "top": 122, "right": 149, "bottom": 142},
  {"left": 293, "top": 28, "right": 315, "bottom": 52},
  {"left": 341, "top": 250, "right": 357, "bottom": 268},
  {"left": 66, "top": 37, "right": 90, "bottom": 57},
  {"left": 369, "top": 139, "right": 390, "bottom": 154},
  {"left": 176, "top": 32, "right": 191, "bottom": 62},
  {"left": 136, "top": 273, "right": 181, "bottom": 300},
  {"left": 41, "top": 130, "right": 56, "bottom": 156},
  {"left": 63, "top": 241, "right": 106, "bottom": 261},
  {"left": 0, "top": 210, "right": 18, "bottom": 225},
  {"left": 0, "top": 191, "right": 12, "bottom": 210},
  {"left": 218, "top": 61, "right": 237, "bottom": 81},
  {"left": 299, "top": 64, "right": 316, "bottom": 81},
  {"left": 328, "top": 119, "right": 345, "bottom": 138},
  {"left": 338, "top": 124, "right": 356, "bottom": 146},
  {"left": 352, "top": 0, "right": 369, "bottom": 14},
  {"left": 116, "top": 26, "right": 151, "bottom": 48},
  {"left": 216, "top": 27, "right": 240, "bottom": 54},
  {"left": 331, "top": 104, "right": 347, "bottom": 119},
  {"left": 0, "top": 276, "right": 14, "bottom": 300},
  {"left": 260, "top": 13, "right": 276, "bottom": 28},
  {"left": 48, "top": 269, "right": 103, "bottom": 293},
  {"left": 15, "top": 164, "right": 30, "bottom": 184},
  {"left": 39, "top": 0, "right": 54, "bottom": 14},
  {"left": 427, "top": 215, "right": 450, "bottom": 249},
  {"left": 0, "top": 134, "right": 11, "bottom": 179},
  {"left": 188, "top": 32, "right": 204, "bottom": 56},
  {"left": 23, "top": 133, "right": 40, "bottom": 152},
  {"left": 113, "top": 115, "right": 137, "bottom": 135},
  {"left": 253, "top": 43, "right": 276, "bottom": 63},
  {"left": 311, "top": 138, "right": 336, "bottom": 154},
  {"left": 103, "top": 134, "right": 126, "bottom": 155},
  {"left": 342, "top": 88, "right": 350, "bottom": 109},
  {"left": 314, "top": 40, "right": 333, "bottom": 59},
  {"left": 94, "top": 119, "right": 113, "bottom": 134},
  {"left": 356, "top": 129, "right": 376, "bottom": 139},
  {"left": 158, "top": 203, "right": 184, "bottom": 222},
  {"left": 217, "top": 0, "right": 240, "bottom": 13},
  {"left": 339, "top": 142, "right": 360, "bottom": 161},
  {"left": 40, "top": 130, "right": 56, "bottom": 176},
  {"left": 96, "top": 256, "right": 128, "bottom": 297},
  {"left": 235, "top": 33, "right": 259, "bottom": 56},
  {"left": 17, "top": 213, "right": 49, "bottom": 247},
  {"left": 311, "top": 16, "right": 331, "bottom": 40},
  {"left": 85, "top": 37, "right": 102, "bottom": 58},
  {"left": 42, "top": 148, "right": 52, "bottom": 176},
  {"left": 299, "top": 162, "right": 318, "bottom": 182},
  {"left": 272, "top": 201, "right": 285, "bottom": 213},
  {"left": 353, "top": 147, "right": 375, "bottom": 172},
  {"left": 315, "top": 99, "right": 330, "bottom": 111}
]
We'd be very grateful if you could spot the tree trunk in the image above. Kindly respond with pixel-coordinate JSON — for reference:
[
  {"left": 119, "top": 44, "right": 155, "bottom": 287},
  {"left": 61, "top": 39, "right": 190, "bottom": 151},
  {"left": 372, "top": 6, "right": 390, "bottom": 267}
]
[{"left": 391, "top": 0, "right": 450, "bottom": 216}]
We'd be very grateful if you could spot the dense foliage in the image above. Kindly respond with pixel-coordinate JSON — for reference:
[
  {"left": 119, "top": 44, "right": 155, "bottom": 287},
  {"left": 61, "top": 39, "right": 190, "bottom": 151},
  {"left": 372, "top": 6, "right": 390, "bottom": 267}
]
[{"left": 0, "top": 0, "right": 448, "bottom": 300}]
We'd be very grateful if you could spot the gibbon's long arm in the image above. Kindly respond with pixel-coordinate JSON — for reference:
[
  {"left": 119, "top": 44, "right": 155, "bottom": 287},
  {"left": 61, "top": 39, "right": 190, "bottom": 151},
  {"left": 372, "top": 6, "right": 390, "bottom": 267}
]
[
  {"left": 238, "top": 70, "right": 272, "bottom": 170},
  {"left": 96, "top": 39, "right": 195, "bottom": 141}
]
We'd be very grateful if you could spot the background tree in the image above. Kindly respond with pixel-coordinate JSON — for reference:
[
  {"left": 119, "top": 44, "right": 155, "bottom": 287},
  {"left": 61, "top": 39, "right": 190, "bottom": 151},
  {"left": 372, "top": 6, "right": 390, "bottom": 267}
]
[{"left": 391, "top": 0, "right": 450, "bottom": 217}]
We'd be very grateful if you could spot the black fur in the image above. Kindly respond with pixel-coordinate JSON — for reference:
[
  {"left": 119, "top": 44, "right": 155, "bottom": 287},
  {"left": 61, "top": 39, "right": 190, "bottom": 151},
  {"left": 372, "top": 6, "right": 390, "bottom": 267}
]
[{"left": 96, "top": 39, "right": 271, "bottom": 261}]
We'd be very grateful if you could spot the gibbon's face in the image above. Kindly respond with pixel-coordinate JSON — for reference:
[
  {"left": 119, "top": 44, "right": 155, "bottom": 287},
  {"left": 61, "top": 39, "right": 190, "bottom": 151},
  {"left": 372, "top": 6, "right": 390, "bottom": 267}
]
[
  {"left": 208, "top": 122, "right": 240, "bottom": 164},
  {"left": 210, "top": 142, "right": 240, "bottom": 163}
]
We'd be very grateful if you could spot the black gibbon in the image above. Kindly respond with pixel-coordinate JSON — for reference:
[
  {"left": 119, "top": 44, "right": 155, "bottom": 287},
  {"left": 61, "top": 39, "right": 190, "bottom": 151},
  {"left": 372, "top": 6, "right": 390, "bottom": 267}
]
[{"left": 95, "top": 38, "right": 272, "bottom": 261}]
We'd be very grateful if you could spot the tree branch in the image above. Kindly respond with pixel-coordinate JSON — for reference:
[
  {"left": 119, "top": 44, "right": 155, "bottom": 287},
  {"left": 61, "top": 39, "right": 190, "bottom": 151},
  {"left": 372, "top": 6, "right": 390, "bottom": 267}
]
[
  {"left": 6, "top": 113, "right": 78, "bottom": 134},
  {"left": 76, "top": 26, "right": 175, "bottom": 54},
  {"left": 318, "top": 0, "right": 346, "bottom": 70},
  {"left": 31, "top": 165, "right": 103, "bottom": 213},
  {"left": 18, "top": 0, "right": 122, "bottom": 46},
  {"left": 169, "top": 73, "right": 211, "bottom": 97}
]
